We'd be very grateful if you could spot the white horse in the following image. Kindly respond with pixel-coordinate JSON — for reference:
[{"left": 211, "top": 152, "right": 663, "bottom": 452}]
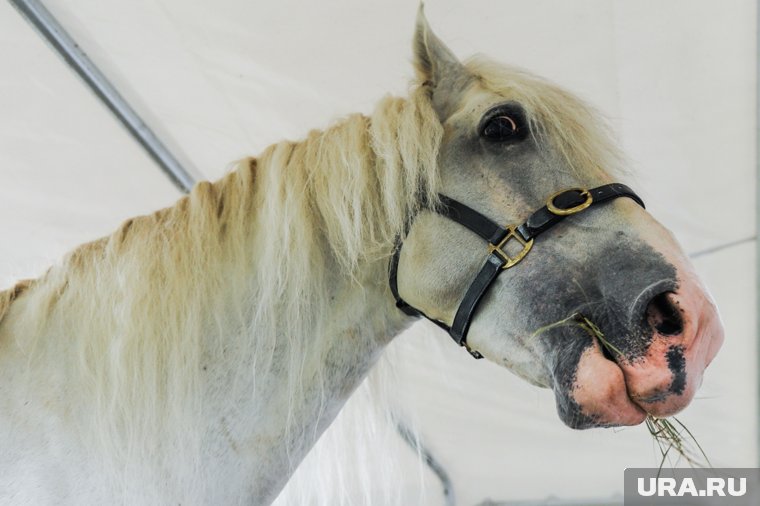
[{"left": 0, "top": 9, "right": 723, "bottom": 505}]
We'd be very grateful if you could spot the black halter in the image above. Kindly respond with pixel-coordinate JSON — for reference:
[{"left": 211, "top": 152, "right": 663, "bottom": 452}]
[{"left": 388, "top": 183, "right": 645, "bottom": 359}]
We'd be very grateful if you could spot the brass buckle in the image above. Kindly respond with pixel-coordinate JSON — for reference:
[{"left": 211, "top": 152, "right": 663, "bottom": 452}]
[
  {"left": 546, "top": 188, "right": 593, "bottom": 216},
  {"left": 488, "top": 226, "right": 534, "bottom": 270}
]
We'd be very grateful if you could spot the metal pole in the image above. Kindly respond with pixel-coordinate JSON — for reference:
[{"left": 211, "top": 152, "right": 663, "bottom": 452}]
[
  {"left": 755, "top": 0, "right": 760, "bottom": 471},
  {"left": 8, "top": 0, "right": 196, "bottom": 194}
]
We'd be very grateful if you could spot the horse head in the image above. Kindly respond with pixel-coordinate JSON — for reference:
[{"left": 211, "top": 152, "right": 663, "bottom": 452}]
[{"left": 394, "top": 9, "right": 724, "bottom": 429}]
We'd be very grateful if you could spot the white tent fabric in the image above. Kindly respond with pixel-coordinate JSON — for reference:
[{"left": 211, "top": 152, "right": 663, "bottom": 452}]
[{"left": 0, "top": 0, "right": 756, "bottom": 504}]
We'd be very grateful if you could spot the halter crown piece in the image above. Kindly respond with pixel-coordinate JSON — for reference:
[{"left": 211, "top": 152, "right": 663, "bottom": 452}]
[{"left": 388, "top": 183, "right": 645, "bottom": 359}]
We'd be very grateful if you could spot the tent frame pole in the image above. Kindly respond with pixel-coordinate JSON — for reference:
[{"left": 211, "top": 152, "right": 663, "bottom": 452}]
[
  {"left": 8, "top": 0, "right": 196, "bottom": 194},
  {"left": 755, "top": 0, "right": 760, "bottom": 470}
]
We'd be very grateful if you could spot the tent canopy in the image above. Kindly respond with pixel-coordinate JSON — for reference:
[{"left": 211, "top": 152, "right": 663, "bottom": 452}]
[{"left": 0, "top": 1, "right": 756, "bottom": 504}]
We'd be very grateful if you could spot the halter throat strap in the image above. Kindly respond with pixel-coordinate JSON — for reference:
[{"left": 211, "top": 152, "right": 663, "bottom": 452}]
[{"left": 388, "top": 183, "right": 645, "bottom": 359}]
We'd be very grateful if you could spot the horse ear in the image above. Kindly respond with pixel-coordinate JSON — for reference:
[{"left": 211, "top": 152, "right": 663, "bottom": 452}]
[{"left": 413, "top": 5, "right": 470, "bottom": 114}]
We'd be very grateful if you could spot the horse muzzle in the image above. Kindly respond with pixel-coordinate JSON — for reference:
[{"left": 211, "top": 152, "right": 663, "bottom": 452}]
[{"left": 566, "top": 270, "right": 724, "bottom": 427}]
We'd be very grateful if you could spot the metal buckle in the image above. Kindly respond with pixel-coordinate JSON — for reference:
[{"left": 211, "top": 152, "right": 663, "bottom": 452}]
[
  {"left": 546, "top": 187, "right": 593, "bottom": 216},
  {"left": 488, "top": 226, "right": 534, "bottom": 270}
]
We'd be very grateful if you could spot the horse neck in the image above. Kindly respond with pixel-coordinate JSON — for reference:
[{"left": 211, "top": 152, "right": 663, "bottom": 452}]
[
  {"left": 0, "top": 94, "right": 434, "bottom": 502},
  {"left": 0, "top": 166, "right": 409, "bottom": 504}
]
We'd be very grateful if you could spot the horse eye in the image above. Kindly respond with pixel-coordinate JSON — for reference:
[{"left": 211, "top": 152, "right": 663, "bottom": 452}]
[{"left": 481, "top": 115, "right": 521, "bottom": 141}]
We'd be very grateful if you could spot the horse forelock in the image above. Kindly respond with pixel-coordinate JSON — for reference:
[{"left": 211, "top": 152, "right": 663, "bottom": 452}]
[{"left": 465, "top": 56, "right": 626, "bottom": 178}]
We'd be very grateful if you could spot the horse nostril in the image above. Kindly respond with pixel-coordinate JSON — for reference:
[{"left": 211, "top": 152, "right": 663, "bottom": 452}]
[{"left": 645, "top": 292, "right": 684, "bottom": 336}]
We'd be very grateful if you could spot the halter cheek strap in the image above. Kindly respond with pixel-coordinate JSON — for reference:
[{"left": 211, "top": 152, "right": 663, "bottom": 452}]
[{"left": 388, "top": 183, "right": 645, "bottom": 359}]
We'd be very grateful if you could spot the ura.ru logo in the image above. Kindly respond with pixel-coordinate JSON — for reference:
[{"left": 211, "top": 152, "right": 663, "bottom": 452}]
[{"left": 637, "top": 477, "right": 746, "bottom": 498}]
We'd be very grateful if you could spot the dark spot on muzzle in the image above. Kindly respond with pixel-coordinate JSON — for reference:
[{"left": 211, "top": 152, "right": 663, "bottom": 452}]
[{"left": 666, "top": 344, "right": 687, "bottom": 395}]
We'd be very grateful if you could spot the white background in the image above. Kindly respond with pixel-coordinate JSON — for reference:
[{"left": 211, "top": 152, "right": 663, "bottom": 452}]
[{"left": 0, "top": 1, "right": 756, "bottom": 504}]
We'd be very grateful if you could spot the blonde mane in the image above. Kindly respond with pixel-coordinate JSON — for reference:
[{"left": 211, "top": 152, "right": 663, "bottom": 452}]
[{"left": 0, "top": 83, "right": 442, "bottom": 496}]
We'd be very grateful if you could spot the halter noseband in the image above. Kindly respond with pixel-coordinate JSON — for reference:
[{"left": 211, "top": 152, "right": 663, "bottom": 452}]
[{"left": 388, "top": 183, "right": 645, "bottom": 359}]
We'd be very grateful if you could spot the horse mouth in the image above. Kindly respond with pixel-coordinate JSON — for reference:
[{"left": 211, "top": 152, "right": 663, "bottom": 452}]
[{"left": 559, "top": 337, "right": 648, "bottom": 429}]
